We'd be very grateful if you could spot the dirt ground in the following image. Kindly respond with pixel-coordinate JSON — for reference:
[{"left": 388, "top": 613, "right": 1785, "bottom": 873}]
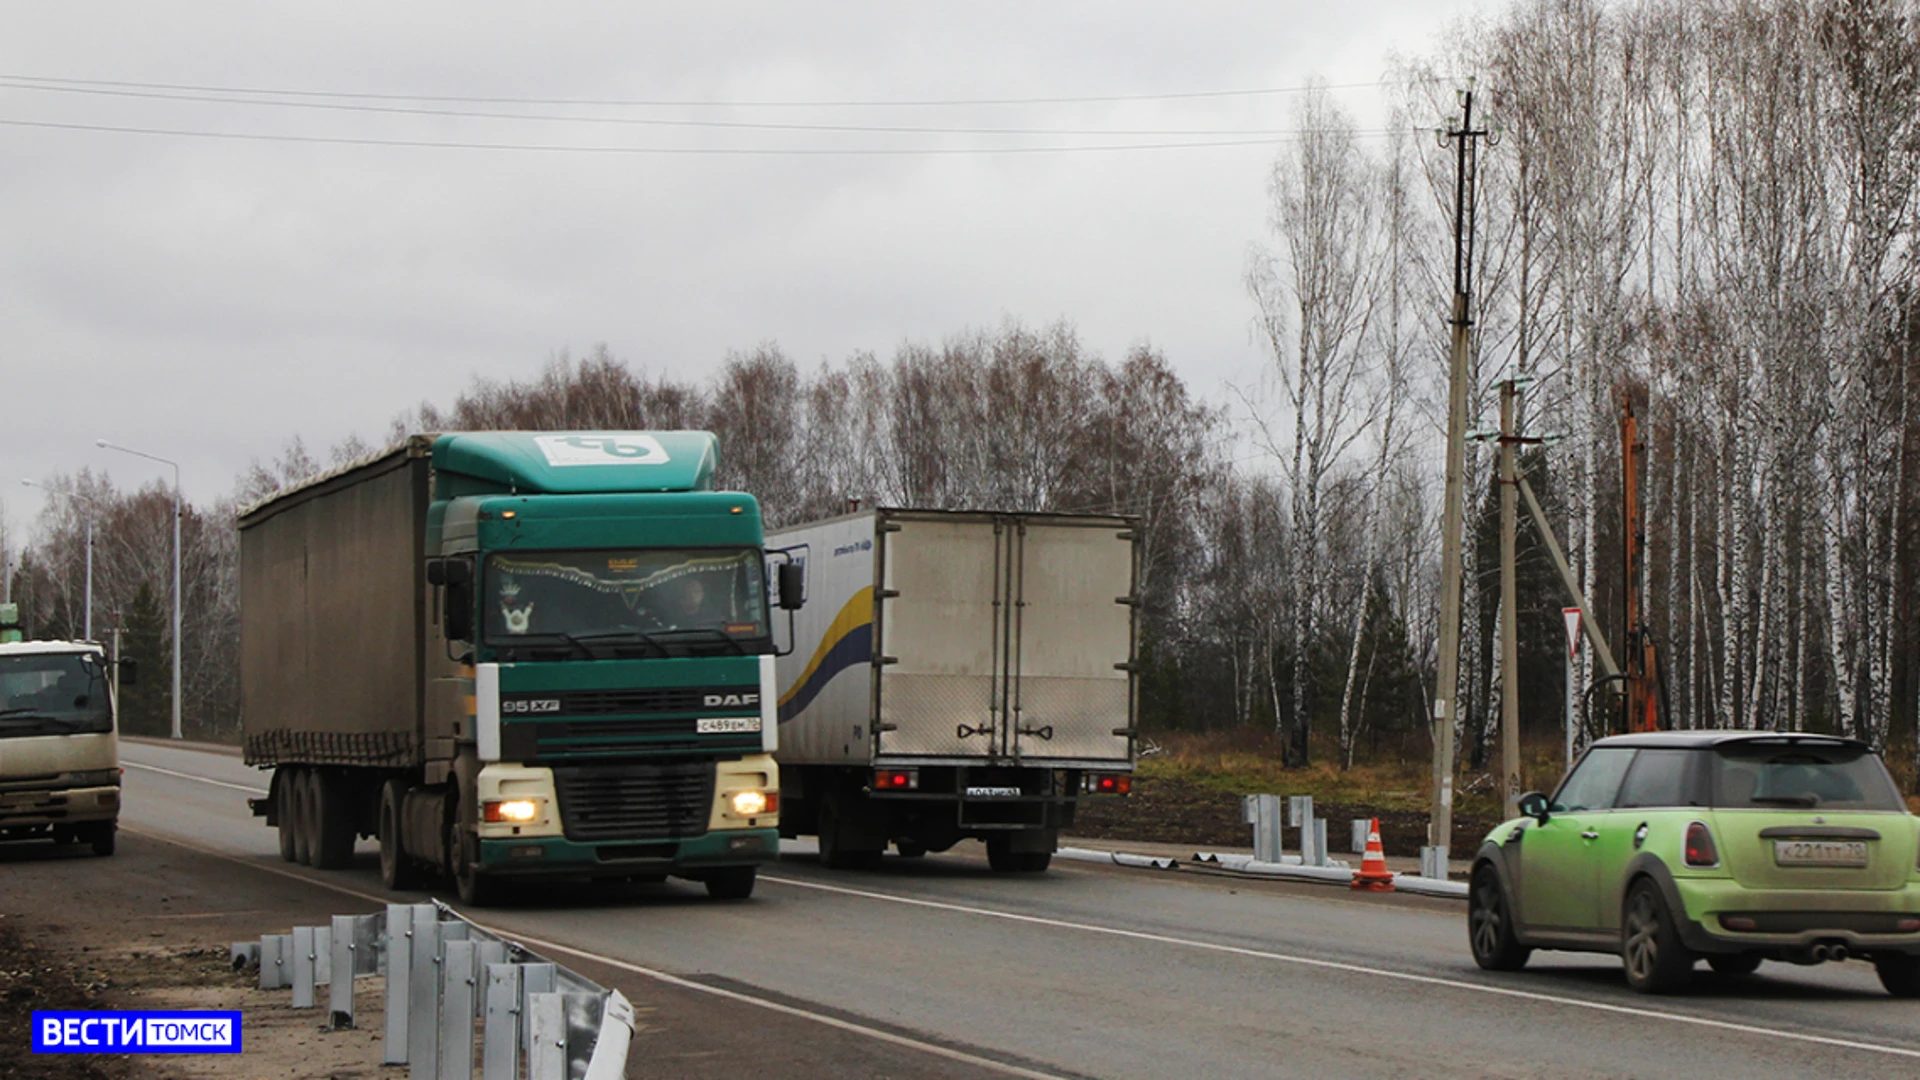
[
  {"left": 0, "top": 842, "right": 389, "bottom": 1080},
  {"left": 1071, "top": 772, "right": 1500, "bottom": 859}
]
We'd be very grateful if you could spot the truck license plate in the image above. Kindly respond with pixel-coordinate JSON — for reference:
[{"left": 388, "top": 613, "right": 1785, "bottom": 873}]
[
  {"left": 1772, "top": 839, "right": 1868, "bottom": 867},
  {"left": 965, "top": 786, "right": 1022, "bottom": 798},
  {"left": 696, "top": 717, "right": 762, "bottom": 734}
]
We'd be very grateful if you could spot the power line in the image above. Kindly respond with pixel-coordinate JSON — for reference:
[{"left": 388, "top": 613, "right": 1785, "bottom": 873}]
[
  {"left": 0, "top": 116, "right": 1399, "bottom": 155},
  {"left": 0, "top": 73, "right": 1439, "bottom": 110},
  {"left": 0, "top": 80, "right": 1379, "bottom": 138}
]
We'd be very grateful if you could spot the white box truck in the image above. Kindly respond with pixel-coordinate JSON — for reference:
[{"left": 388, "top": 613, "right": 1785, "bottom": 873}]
[
  {"left": 0, "top": 604, "right": 130, "bottom": 857},
  {"left": 767, "top": 509, "right": 1137, "bottom": 872}
]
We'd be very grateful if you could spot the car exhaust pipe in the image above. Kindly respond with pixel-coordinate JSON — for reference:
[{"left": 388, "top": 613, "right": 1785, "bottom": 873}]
[
  {"left": 1810, "top": 945, "right": 1831, "bottom": 963},
  {"left": 1828, "top": 944, "right": 1848, "bottom": 963}
]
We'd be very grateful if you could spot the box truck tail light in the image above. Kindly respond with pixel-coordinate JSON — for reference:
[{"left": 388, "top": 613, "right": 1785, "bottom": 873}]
[
  {"left": 873, "top": 768, "right": 918, "bottom": 791},
  {"left": 1085, "top": 773, "right": 1132, "bottom": 795},
  {"left": 484, "top": 799, "right": 542, "bottom": 824},
  {"left": 1684, "top": 821, "right": 1719, "bottom": 867}
]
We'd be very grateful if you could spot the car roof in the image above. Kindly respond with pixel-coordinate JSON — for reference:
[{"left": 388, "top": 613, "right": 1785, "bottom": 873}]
[{"left": 1589, "top": 730, "right": 1872, "bottom": 752}]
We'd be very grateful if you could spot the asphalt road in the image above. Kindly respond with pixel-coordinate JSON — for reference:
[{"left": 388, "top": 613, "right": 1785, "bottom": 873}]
[{"left": 108, "top": 740, "right": 1920, "bottom": 1079}]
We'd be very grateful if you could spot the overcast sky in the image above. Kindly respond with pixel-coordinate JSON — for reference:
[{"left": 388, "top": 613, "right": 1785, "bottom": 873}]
[{"left": 3, "top": 1, "right": 1487, "bottom": 530}]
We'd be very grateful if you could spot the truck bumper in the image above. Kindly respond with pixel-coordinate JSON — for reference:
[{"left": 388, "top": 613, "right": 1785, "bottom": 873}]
[
  {"left": 0, "top": 785, "right": 120, "bottom": 835},
  {"left": 477, "top": 827, "right": 779, "bottom": 877}
]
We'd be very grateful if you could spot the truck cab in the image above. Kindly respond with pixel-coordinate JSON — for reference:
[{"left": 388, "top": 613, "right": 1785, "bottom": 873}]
[{"left": 0, "top": 606, "right": 126, "bottom": 857}]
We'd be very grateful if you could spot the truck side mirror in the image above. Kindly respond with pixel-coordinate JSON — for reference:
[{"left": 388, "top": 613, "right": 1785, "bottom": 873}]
[
  {"left": 777, "top": 562, "right": 805, "bottom": 611},
  {"left": 444, "top": 559, "right": 473, "bottom": 586},
  {"left": 117, "top": 657, "right": 138, "bottom": 686}
]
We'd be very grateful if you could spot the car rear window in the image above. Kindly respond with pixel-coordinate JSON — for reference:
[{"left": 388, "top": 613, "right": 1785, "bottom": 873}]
[{"left": 1710, "top": 743, "right": 1905, "bottom": 811}]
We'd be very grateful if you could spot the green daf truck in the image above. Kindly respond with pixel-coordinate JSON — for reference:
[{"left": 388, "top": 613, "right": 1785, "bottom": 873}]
[{"left": 239, "top": 431, "right": 800, "bottom": 904}]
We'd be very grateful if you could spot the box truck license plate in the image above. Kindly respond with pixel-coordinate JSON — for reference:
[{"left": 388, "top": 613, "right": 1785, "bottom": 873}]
[
  {"left": 1772, "top": 840, "right": 1868, "bottom": 867},
  {"left": 697, "top": 717, "right": 762, "bottom": 734},
  {"left": 965, "top": 786, "right": 1022, "bottom": 798}
]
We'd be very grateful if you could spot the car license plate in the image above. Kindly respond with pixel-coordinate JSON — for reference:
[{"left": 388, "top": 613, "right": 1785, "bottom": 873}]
[
  {"left": 696, "top": 716, "right": 761, "bottom": 734},
  {"left": 1772, "top": 839, "right": 1868, "bottom": 867},
  {"left": 965, "top": 786, "right": 1022, "bottom": 798}
]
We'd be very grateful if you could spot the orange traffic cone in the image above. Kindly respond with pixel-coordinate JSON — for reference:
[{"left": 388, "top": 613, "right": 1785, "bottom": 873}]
[{"left": 1350, "top": 817, "right": 1395, "bottom": 892}]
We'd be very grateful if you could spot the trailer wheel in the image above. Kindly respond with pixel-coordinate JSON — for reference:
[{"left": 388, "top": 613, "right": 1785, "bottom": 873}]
[
  {"left": 986, "top": 837, "right": 1051, "bottom": 873},
  {"left": 378, "top": 779, "right": 424, "bottom": 891},
  {"left": 276, "top": 770, "right": 299, "bottom": 863},
  {"left": 289, "top": 769, "right": 316, "bottom": 866},
  {"left": 309, "top": 770, "right": 356, "bottom": 870},
  {"left": 894, "top": 839, "right": 929, "bottom": 859}
]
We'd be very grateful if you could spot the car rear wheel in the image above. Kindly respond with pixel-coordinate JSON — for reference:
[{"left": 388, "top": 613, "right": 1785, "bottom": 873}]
[
  {"left": 1706, "top": 953, "right": 1762, "bottom": 977},
  {"left": 1875, "top": 953, "right": 1920, "bottom": 998},
  {"left": 1468, "top": 864, "right": 1530, "bottom": 971},
  {"left": 1621, "top": 879, "right": 1694, "bottom": 993}
]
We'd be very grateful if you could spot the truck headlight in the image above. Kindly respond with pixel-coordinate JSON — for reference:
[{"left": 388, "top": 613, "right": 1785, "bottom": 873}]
[
  {"left": 483, "top": 798, "right": 542, "bottom": 824},
  {"left": 729, "top": 790, "right": 776, "bottom": 817}
]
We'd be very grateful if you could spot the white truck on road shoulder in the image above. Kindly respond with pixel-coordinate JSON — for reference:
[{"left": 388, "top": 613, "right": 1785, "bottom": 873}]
[
  {"left": 0, "top": 605, "right": 128, "bottom": 857},
  {"left": 768, "top": 509, "right": 1137, "bottom": 872}
]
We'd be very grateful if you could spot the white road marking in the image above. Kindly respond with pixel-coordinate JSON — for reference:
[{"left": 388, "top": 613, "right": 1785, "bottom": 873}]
[
  {"left": 761, "top": 875, "right": 1920, "bottom": 1062},
  {"left": 113, "top": 824, "right": 1075, "bottom": 1080},
  {"left": 122, "top": 759, "right": 269, "bottom": 796},
  {"left": 123, "top": 752, "right": 1920, "bottom": 1065}
]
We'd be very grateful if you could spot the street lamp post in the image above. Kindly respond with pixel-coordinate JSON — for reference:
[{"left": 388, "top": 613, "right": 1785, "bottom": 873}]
[
  {"left": 96, "top": 440, "right": 182, "bottom": 740},
  {"left": 20, "top": 479, "right": 98, "bottom": 641}
]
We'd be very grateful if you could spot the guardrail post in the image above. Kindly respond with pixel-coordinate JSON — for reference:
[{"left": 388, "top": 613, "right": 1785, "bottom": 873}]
[
  {"left": 384, "top": 904, "right": 412, "bottom": 1064},
  {"left": 475, "top": 940, "right": 508, "bottom": 1018},
  {"left": 526, "top": 992, "right": 567, "bottom": 1080},
  {"left": 259, "top": 933, "right": 288, "bottom": 991},
  {"left": 1352, "top": 819, "right": 1370, "bottom": 855},
  {"left": 329, "top": 915, "right": 356, "bottom": 1029},
  {"left": 482, "top": 963, "right": 522, "bottom": 1080},
  {"left": 520, "top": 963, "right": 556, "bottom": 1059},
  {"left": 1312, "top": 819, "right": 1330, "bottom": 868},
  {"left": 291, "top": 926, "right": 317, "bottom": 1009},
  {"left": 407, "top": 905, "right": 440, "bottom": 1079},
  {"left": 439, "top": 940, "right": 478, "bottom": 1080},
  {"left": 230, "top": 941, "right": 259, "bottom": 972}
]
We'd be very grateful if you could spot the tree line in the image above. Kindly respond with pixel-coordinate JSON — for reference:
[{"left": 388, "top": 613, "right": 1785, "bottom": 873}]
[{"left": 4, "top": 0, "right": 1915, "bottom": 789}]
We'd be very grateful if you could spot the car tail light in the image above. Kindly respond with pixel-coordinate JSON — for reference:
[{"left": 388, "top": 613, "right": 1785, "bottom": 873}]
[
  {"left": 1084, "top": 773, "right": 1132, "bottom": 795},
  {"left": 1685, "top": 821, "right": 1719, "bottom": 867},
  {"left": 873, "top": 768, "right": 918, "bottom": 791}
]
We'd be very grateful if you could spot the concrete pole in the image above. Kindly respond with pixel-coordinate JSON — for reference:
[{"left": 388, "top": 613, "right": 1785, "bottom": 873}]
[
  {"left": 170, "top": 479, "right": 181, "bottom": 739},
  {"left": 1431, "top": 87, "right": 1483, "bottom": 860},
  {"left": 1499, "top": 382, "right": 1520, "bottom": 819}
]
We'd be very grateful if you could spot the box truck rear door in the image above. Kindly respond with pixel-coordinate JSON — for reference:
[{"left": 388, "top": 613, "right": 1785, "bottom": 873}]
[
  {"left": 877, "top": 517, "right": 1009, "bottom": 758},
  {"left": 1007, "top": 521, "right": 1133, "bottom": 763}
]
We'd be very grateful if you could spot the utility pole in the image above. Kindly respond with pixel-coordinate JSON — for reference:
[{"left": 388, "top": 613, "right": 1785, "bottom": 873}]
[
  {"left": 1429, "top": 82, "right": 1491, "bottom": 872},
  {"left": 1498, "top": 382, "right": 1521, "bottom": 819},
  {"left": 1621, "top": 396, "right": 1660, "bottom": 734}
]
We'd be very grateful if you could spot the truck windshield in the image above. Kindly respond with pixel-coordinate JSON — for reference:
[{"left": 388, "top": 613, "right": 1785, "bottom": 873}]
[
  {"left": 483, "top": 547, "right": 769, "bottom": 653},
  {"left": 0, "top": 653, "right": 114, "bottom": 738},
  {"left": 1711, "top": 743, "right": 1905, "bottom": 811}
]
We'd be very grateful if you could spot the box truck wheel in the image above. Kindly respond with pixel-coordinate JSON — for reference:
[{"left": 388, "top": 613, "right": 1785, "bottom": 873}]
[
  {"left": 987, "top": 837, "right": 1051, "bottom": 873},
  {"left": 818, "top": 791, "right": 882, "bottom": 870},
  {"left": 275, "top": 769, "right": 299, "bottom": 863},
  {"left": 309, "top": 770, "right": 356, "bottom": 870},
  {"left": 297, "top": 767, "right": 325, "bottom": 867},
  {"left": 703, "top": 866, "right": 757, "bottom": 900},
  {"left": 377, "top": 779, "right": 426, "bottom": 891}
]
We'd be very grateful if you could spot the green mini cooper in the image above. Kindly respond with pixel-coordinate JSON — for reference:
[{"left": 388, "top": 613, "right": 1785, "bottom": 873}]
[{"left": 1468, "top": 731, "right": 1920, "bottom": 995}]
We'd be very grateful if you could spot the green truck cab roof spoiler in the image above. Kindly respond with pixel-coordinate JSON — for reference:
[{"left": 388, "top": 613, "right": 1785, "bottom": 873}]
[{"left": 432, "top": 431, "right": 719, "bottom": 496}]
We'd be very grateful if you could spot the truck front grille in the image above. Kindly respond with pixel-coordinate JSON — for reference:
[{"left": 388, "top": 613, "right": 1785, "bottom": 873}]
[
  {"left": 552, "top": 762, "right": 714, "bottom": 842},
  {"left": 558, "top": 688, "right": 714, "bottom": 715}
]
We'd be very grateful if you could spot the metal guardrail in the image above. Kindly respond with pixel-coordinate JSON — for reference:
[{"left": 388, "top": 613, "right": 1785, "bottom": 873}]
[{"left": 235, "top": 902, "right": 634, "bottom": 1080}]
